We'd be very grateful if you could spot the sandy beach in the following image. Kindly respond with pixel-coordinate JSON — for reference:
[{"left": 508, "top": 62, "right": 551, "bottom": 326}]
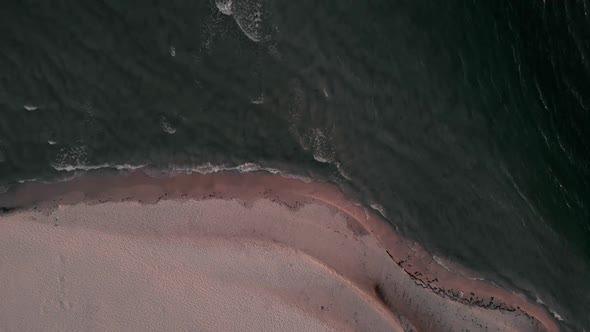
[{"left": 0, "top": 171, "right": 560, "bottom": 331}]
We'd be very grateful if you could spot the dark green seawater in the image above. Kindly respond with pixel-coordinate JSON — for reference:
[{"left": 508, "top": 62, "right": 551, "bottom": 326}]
[{"left": 1, "top": 1, "right": 589, "bottom": 330}]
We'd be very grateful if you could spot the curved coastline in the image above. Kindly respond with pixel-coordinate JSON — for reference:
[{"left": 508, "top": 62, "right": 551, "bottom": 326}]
[{"left": 0, "top": 170, "right": 560, "bottom": 331}]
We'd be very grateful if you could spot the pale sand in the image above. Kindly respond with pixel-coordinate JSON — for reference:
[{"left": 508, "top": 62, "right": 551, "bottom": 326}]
[{"left": 0, "top": 171, "right": 560, "bottom": 331}]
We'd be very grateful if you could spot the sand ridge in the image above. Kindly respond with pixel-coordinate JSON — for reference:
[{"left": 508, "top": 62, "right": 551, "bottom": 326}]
[{"left": 0, "top": 170, "right": 560, "bottom": 331}]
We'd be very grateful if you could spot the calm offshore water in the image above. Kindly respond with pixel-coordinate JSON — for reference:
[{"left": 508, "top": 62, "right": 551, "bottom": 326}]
[{"left": 1, "top": 1, "right": 589, "bottom": 329}]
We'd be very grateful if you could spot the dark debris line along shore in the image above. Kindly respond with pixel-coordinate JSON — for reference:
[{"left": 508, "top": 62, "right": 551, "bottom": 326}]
[{"left": 385, "top": 250, "right": 543, "bottom": 327}]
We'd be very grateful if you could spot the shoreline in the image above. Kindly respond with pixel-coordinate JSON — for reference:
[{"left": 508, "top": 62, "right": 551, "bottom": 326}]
[{"left": 0, "top": 170, "right": 560, "bottom": 331}]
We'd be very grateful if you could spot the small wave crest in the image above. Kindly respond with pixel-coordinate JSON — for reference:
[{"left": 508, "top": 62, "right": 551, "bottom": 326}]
[
  {"left": 164, "top": 162, "right": 280, "bottom": 175},
  {"left": 432, "top": 255, "right": 452, "bottom": 272},
  {"left": 298, "top": 128, "right": 335, "bottom": 164},
  {"left": 215, "top": 0, "right": 275, "bottom": 42},
  {"left": 370, "top": 203, "right": 387, "bottom": 218},
  {"left": 215, "top": 0, "right": 233, "bottom": 15},
  {"left": 157, "top": 162, "right": 312, "bottom": 182},
  {"left": 52, "top": 163, "right": 146, "bottom": 172},
  {"left": 47, "top": 161, "right": 311, "bottom": 183},
  {"left": 535, "top": 296, "right": 564, "bottom": 321},
  {"left": 160, "top": 116, "right": 176, "bottom": 134},
  {"left": 335, "top": 163, "right": 351, "bottom": 181}
]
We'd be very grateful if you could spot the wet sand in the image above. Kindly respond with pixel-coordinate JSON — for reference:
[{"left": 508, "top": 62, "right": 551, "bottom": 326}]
[{"left": 0, "top": 171, "right": 560, "bottom": 331}]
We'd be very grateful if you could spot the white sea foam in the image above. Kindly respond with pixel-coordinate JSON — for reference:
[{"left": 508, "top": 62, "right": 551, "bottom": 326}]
[
  {"left": 16, "top": 178, "right": 38, "bottom": 184},
  {"left": 468, "top": 277, "right": 486, "bottom": 281},
  {"left": 288, "top": 102, "right": 350, "bottom": 182},
  {"left": 433, "top": 255, "right": 452, "bottom": 272},
  {"left": 51, "top": 145, "right": 89, "bottom": 171},
  {"left": 305, "top": 128, "right": 336, "bottom": 164},
  {"left": 160, "top": 117, "right": 176, "bottom": 134},
  {"left": 162, "top": 163, "right": 313, "bottom": 182},
  {"left": 313, "top": 154, "right": 330, "bottom": 163},
  {"left": 215, "top": 0, "right": 233, "bottom": 15},
  {"left": 536, "top": 296, "right": 564, "bottom": 321},
  {"left": 250, "top": 94, "right": 264, "bottom": 104},
  {"left": 336, "top": 163, "right": 352, "bottom": 181},
  {"left": 370, "top": 203, "right": 387, "bottom": 218},
  {"left": 216, "top": 0, "right": 273, "bottom": 43},
  {"left": 50, "top": 160, "right": 285, "bottom": 177},
  {"left": 166, "top": 162, "right": 279, "bottom": 175},
  {"left": 48, "top": 159, "right": 311, "bottom": 187},
  {"left": 550, "top": 309, "right": 564, "bottom": 321},
  {"left": 52, "top": 163, "right": 146, "bottom": 172}
]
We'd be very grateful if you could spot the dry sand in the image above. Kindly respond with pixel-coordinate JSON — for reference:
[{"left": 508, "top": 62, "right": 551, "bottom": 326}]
[{"left": 0, "top": 171, "right": 560, "bottom": 331}]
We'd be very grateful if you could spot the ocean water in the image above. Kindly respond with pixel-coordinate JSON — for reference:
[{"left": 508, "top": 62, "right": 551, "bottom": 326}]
[{"left": 1, "top": 0, "right": 589, "bottom": 330}]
